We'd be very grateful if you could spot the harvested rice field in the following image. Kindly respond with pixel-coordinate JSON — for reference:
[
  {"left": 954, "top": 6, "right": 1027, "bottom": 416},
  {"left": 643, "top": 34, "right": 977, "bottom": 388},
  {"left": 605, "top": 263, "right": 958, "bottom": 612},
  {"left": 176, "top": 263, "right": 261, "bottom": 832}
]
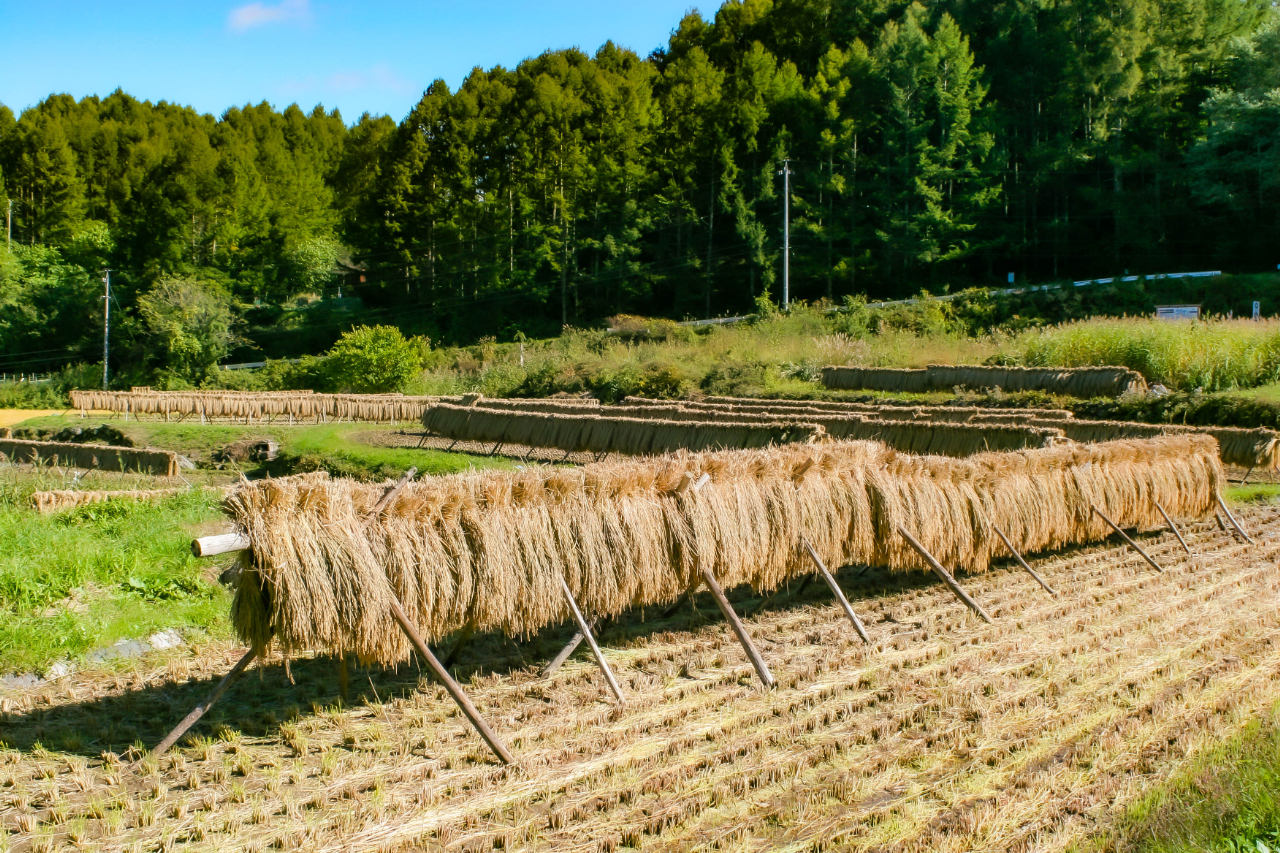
[{"left": 3, "top": 505, "right": 1279, "bottom": 852}]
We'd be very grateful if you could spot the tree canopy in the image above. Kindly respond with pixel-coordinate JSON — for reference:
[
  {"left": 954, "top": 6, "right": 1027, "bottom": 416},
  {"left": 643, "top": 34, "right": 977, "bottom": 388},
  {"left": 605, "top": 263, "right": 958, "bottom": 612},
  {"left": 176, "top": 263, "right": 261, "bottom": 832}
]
[{"left": 1, "top": 0, "right": 1277, "bottom": 381}]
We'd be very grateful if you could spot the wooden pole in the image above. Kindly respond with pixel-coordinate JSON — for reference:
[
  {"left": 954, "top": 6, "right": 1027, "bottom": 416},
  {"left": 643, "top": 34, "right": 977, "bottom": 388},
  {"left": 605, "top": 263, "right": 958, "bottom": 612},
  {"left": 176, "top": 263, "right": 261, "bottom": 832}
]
[
  {"left": 541, "top": 618, "right": 595, "bottom": 677},
  {"left": 988, "top": 523, "right": 1057, "bottom": 596},
  {"left": 1090, "top": 506, "right": 1165, "bottom": 573},
  {"left": 1241, "top": 464, "right": 1256, "bottom": 486},
  {"left": 897, "top": 526, "right": 994, "bottom": 623},
  {"left": 443, "top": 622, "right": 475, "bottom": 669},
  {"left": 699, "top": 567, "right": 775, "bottom": 688},
  {"left": 1216, "top": 493, "right": 1255, "bottom": 545},
  {"left": 388, "top": 599, "right": 514, "bottom": 765},
  {"left": 661, "top": 577, "right": 704, "bottom": 619},
  {"left": 557, "top": 576, "right": 625, "bottom": 705},
  {"left": 364, "top": 467, "right": 417, "bottom": 528},
  {"left": 1153, "top": 500, "right": 1192, "bottom": 555},
  {"left": 151, "top": 647, "right": 257, "bottom": 757},
  {"left": 800, "top": 537, "right": 871, "bottom": 644}
]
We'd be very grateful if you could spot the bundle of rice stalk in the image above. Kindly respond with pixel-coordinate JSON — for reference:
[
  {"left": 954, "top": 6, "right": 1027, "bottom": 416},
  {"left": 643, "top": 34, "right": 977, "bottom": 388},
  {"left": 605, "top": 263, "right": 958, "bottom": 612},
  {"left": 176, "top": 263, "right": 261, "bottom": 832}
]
[
  {"left": 820, "top": 366, "right": 931, "bottom": 393},
  {"left": 925, "top": 364, "right": 1147, "bottom": 397},
  {"left": 0, "top": 439, "right": 180, "bottom": 476},
  {"left": 1024, "top": 418, "right": 1280, "bottom": 468},
  {"left": 476, "top": 398, "right": 601, "bottom": 412},
  {"left": 29, "top": 486, "right": 232, "bottom": 513},
  {"left": 224, "top": 434, "right": 1220, "bottom": 664},
  {"left": 693, "top": 396, "right": 1075, "bottom": 422},
  {"left": 422, "top": 403, "right": 824, "bottom": 456}
]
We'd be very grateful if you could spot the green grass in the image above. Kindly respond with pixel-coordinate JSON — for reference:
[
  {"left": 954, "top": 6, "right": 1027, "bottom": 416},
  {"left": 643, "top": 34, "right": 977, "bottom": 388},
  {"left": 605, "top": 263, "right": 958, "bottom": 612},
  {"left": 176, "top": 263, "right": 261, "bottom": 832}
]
[
  {"left": 1085, "top": 699, "right": 1280, "bottom": 852},
  {"left": 1225, "top": 484, "right": 1280, "bottom": 505},
  {"left": 9, "top": 414, "right": 514, "bottom": 480},
  {"left": 0, "top": 479, "right": 230, "bottom": 674}
]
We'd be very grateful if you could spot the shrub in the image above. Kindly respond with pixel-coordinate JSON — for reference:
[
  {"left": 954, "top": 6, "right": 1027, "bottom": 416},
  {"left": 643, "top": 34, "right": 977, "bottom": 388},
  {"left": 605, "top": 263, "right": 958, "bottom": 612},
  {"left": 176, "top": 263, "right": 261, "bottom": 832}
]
[{"left": 324, "top": 325, "right": 425, "bottom": 393}]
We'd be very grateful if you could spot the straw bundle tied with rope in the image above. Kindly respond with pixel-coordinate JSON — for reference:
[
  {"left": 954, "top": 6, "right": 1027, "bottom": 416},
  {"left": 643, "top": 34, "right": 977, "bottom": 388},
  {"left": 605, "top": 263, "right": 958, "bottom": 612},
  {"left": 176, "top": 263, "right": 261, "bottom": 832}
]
[
  {"left": 820, "top": 364, "right": 1147, "bottom": 397},
  {"left": 223, "top": 434, "right": 1221, "bottom": 666},
  {"left": 0, "top": 438, "right": 180, "bottom": 476},
  {"left": 422, "top": 403, "right": 823, "bottom": 455}
]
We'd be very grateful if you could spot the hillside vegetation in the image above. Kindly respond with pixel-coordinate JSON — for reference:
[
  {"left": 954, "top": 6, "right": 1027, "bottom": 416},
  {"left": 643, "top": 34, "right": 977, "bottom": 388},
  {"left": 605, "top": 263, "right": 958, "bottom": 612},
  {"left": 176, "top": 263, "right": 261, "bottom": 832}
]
[{"left": 2, "top": 1, "right": 1279, "bottom": 384}]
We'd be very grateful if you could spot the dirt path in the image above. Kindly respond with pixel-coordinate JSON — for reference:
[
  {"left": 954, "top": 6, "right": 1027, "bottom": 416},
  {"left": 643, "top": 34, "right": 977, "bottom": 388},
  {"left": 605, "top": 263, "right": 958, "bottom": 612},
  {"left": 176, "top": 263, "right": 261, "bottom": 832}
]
[{"left": 2, "top": 508, "right": 1279, "bottom": 852}]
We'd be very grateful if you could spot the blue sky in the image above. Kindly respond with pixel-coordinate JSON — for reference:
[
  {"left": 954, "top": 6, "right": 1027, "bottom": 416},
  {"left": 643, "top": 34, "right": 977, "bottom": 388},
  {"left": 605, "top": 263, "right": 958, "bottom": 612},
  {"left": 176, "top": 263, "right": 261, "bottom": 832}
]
[{"left": 0, "top": 1, "right": 702, "bottom": 122}]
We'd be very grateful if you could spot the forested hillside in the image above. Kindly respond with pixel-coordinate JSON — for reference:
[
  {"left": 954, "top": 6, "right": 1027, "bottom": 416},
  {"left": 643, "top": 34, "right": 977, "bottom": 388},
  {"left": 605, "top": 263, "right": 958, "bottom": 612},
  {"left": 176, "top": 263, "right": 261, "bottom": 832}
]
[{"left": 1, "top": 0, "right": 1278, "bottom": 383}]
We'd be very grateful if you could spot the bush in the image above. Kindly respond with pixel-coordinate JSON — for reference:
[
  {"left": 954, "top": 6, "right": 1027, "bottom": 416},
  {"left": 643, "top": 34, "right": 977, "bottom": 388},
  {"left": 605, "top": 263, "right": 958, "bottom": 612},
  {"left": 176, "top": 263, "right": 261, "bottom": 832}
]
[{"left": 324, "top": 325, "right": 425, "bottom": 393}]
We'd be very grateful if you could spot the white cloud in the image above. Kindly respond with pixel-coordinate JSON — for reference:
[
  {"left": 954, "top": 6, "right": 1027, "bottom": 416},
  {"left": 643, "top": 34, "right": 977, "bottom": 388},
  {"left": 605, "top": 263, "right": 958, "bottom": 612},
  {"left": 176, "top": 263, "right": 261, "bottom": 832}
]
[{"left": 228, "top": 0, "right": 311, "bottom": 33}]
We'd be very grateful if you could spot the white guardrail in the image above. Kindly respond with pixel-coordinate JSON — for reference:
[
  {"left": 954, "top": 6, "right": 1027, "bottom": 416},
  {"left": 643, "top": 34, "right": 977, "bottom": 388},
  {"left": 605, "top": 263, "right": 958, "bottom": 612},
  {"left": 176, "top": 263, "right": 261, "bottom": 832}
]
[{"left": 672, "top": 270, "right": 1223, "bottom": 327}]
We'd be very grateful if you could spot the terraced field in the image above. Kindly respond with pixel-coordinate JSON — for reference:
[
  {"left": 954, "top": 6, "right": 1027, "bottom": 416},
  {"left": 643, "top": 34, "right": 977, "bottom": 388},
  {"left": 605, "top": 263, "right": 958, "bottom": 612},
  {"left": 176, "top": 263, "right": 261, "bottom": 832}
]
[{"left": 2, "top": 507, "right": 1279, "bottom": 852}]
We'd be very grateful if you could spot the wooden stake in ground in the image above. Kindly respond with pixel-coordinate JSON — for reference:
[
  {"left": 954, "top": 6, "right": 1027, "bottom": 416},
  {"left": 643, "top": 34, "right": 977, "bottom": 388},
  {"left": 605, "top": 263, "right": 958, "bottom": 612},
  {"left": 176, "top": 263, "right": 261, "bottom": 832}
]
[
  {"left": 1090, "top": 506, "right": 1165, "bottom": 573},
  {"left": 388, "top": 599, "right": 514, "bottom": 765},
  {"left": 897, "top": 526, "right": 994, "bottom": 623},
  {"left": 1216, "top": 492, "right": 1255, "bottom": 545},
  {"left": 151, "top": 647, "right": 258, "bottom": 758},
  {"left": 1153, "top": 500, "right": 1193, "bottom": 555},
  {"left": 800, "top": 537, "right": 871, "bottom": 644},
  {"left": 700, "top": 567, "right": 775, "bottom": 688},
  {"left": 541, "top": 617, "right": 596, "bottom": 677},
  {"left": 557, "top": 576, "right": 625, "bottom": 705},
  {"left": 988, "top": 522, "right": 1057, "bottom": 596}
]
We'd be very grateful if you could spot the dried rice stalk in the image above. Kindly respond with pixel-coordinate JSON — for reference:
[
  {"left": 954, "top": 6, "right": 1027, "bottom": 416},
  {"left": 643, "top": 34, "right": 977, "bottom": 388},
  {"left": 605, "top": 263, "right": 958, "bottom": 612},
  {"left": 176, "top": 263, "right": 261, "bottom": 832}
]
[
  {"left": 0, "top": 439, "right": 179, "bottom": 476},
  {"left": 225, "top": 435, "right": 1220, "bottom": 665},
  {"left": 820, "top": 364, "right": 1147, "bottom": 397}
]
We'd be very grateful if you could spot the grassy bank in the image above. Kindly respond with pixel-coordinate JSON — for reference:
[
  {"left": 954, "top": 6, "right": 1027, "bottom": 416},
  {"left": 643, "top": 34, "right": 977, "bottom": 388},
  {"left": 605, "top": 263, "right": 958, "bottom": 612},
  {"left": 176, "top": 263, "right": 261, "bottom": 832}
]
[
  {"left": 0, "top": 475, "right": 230, "bottom": 674},
  {"left": 1087, "top": 699, "right": 1280, "bottom": 852},
  {"left": 11, "top": 415, "right": 516, "bottom": 480}
]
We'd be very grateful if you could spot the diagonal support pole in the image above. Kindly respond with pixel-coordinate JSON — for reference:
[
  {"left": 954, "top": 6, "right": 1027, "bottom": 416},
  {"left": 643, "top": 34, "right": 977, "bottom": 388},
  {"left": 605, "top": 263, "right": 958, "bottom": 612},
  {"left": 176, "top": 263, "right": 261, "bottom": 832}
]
[
  {"left": 389, "top": 599, "right": 514, "bottom": 764},
  {"left": 1091, "top": 506, "right": 1164, "bottom": 573},
  {"left": 800, "top": 537, "right": 871, "bottom": 644},
  {"left": 1216, "top": 493, "right": 1255, "bottom": 545},
  {"left": 898, "top": 526, "right": 994, "bottom": 623},
  {"left": 661, "top": 577, "right": 704, "bottom": 619},
  {"left": 151, "top": 647, "right": 258, "bottom": 758},
  {"left": 556, "top": 576, "right": 625, "bottom": 705},
  {"left": 1153, "top": 500, "right": 1193, "bottom": 555},
  {"left": 699, "top": 567, "right": 775, "bottom": 688},
  {"left": 541, "top": 617, "right": 596, "bottom": 677},
  {"left": 989, "top": 522, "right": 1057, "bottom": 596},
  {"left": 443, "top": 622, "right": 475, "bottom": 669}
]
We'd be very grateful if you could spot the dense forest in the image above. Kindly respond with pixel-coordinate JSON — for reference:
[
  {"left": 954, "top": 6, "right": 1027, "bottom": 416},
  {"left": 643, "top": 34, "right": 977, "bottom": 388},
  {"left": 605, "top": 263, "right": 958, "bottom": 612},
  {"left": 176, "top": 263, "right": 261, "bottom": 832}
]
[{"left": 1, "top": 0, "right": 1278, "bottom": 383}]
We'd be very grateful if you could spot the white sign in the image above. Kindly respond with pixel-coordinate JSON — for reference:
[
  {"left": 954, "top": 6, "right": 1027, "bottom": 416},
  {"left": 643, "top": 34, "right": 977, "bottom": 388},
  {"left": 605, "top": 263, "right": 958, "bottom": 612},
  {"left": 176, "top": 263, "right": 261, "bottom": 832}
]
[{"left": 1155, "top": 305, "right": 1200, "bottom": 321}]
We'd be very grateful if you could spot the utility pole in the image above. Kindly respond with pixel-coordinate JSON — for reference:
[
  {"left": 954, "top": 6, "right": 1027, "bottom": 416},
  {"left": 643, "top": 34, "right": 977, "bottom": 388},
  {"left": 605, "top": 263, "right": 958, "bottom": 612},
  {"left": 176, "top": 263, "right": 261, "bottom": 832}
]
[
  {"left": 779, "top": 159, "right": 791, "bottom": 310},
  {"left": 101, "top": 270, "right": 111, "bottom": 391}
]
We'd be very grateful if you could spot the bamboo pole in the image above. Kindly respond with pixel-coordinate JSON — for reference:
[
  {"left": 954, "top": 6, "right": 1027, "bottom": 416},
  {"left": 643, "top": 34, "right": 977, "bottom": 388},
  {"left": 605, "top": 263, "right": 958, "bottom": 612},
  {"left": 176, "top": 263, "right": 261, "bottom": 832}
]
[
  {"left": 700, "top": 567, "right": 775, "bottom": 688},
  {"left": 988, "top": 522, "right": 1057, "bottom": 596},
  {"left": 1216, "top": 492, "right": 1255, "bottom": 545},
  {"left": 363, "top": 467, "right": 417, "bottom": 528},
  {"left": 151, "top": 647, "right": 257, "bottom": 758},
  {"left": 800, "top": 537, "right": 870, "bottom": 644},
  {"left": 897, "top": 526, "right": 994, "bottom": 623},
  {"left": 1091, "top": 506, "right": 1165, "bottom": 573},
  {"left": 388, "top": 599, "right": 514, "bottom": 765},
  {"left": 557, "top": 576, "right": 625, "bottom": 705},
  {"left": 1153, "top": 500, "right": 1192, "bottom": 555}
]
